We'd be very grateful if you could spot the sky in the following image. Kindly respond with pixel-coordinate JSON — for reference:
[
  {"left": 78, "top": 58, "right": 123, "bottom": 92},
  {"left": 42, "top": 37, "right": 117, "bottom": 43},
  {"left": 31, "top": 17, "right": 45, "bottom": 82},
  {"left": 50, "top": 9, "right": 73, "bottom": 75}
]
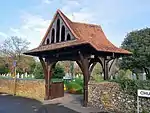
[{"left": 0, "top": 0, "right": 150, "bottom": 49}]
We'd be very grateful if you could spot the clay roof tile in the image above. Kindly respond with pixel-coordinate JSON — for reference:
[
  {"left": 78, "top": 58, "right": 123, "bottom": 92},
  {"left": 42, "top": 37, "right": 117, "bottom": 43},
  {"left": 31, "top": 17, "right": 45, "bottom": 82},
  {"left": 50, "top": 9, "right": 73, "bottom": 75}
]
[{"left": 25, "top": 9, "right": 131, "bottom": 55}]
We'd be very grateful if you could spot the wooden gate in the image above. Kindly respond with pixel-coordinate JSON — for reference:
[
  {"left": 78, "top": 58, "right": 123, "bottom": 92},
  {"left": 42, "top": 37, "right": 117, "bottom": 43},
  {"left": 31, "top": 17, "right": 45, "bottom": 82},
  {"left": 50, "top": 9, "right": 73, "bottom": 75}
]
[{"left": 49, "top": 82, "right": 64, "bottom": 99}]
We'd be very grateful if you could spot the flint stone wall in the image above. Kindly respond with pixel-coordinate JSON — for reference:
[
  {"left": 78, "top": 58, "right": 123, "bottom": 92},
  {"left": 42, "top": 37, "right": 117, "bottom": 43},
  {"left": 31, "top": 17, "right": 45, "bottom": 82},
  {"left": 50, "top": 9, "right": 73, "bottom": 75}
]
[
  {"left": 0, "top": 78, "right": 45, "bottom": 100},
  {"left": 88, "top": 82, "right": 150, "bottom": 113}
]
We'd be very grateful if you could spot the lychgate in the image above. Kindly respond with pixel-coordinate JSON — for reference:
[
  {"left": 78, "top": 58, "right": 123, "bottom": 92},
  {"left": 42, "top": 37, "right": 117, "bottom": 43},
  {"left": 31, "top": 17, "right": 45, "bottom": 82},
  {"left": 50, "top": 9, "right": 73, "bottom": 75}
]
[{"left": 24, "top": 9, "right": 131, "bottom": 107}]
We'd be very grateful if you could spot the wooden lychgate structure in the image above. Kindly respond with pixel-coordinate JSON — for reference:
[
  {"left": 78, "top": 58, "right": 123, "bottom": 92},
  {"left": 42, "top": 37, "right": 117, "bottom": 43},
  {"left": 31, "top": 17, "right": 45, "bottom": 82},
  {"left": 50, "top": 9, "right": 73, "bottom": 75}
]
[{"left": 24, "top": 9, "right": 131, "bottom": 107}]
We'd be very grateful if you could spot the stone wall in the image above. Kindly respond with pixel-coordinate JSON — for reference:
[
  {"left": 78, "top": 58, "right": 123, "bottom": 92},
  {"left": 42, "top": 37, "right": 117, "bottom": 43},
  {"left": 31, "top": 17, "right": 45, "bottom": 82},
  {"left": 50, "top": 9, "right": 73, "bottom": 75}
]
[
  {"left": 88, "top": 82, "right": 150, "bottom": 113},
  {"left": 0, "top": 78, "right": 45, "bottom": 100}
]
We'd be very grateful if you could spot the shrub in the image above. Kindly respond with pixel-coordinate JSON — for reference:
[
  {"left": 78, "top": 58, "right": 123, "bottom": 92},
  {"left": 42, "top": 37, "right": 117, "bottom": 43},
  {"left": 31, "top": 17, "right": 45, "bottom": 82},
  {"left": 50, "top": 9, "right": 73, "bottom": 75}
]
[
  {"left": 34, "top": 63, "right": 65, "bottom": 79},
  {"left": 111, "top": 79, "right": 150, "bottom": 97},
  {"left": 74, "top": 78, "right": 83, "bottom": 86},
  {"left": 66, "top": 78, "right": 83, "bottom": 94},
  {"left": 34, "top": 63, "right": 44, "bottom": 79},
  {"left": 115, "top": 69, "right": 132, "bottom": 80},
  {"left": 52, "top": 63, "right": 65, "bottom": 79},
  {"left": 67, "top": 82, "right": 83, "bottom": 94},
  {"left": 0, "top": 66, "right": 9, "bottom": 74},
  {"left": 92, "top": 74, "right": 104, "bottom": 82}
]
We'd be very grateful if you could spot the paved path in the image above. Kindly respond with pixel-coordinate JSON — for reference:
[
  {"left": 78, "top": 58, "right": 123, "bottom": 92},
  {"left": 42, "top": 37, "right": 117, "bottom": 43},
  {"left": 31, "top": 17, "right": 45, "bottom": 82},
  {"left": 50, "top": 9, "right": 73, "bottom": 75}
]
[
  {"left": 0, "top": 93, "right": 108, "bottom": 113},
  {"left": 0, "top": 93, "right": 41, "bottom": 113}
]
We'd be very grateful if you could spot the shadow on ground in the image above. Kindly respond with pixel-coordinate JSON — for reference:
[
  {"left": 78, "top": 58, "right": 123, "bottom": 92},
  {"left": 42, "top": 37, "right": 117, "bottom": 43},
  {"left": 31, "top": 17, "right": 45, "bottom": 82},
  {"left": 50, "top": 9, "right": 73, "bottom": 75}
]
[
  {"left": 0, "top": 94, "right": 80, "bottom": 113},
  {"left": 0, "top": 94, "right": 109, "bottom": 113},
  {"left": 0, "top": 94, "right": 42, "bottom": 113},
  {"left": 37, "top": 103, "right": 80, "bottom": 113},
  {"left": 37, "top": 104, "right": 109, "bottom": 113}
]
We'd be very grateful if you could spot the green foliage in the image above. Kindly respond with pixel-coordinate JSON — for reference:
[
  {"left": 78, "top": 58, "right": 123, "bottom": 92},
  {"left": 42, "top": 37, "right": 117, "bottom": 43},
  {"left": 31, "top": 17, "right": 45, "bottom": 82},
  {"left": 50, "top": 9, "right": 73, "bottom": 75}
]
[
  {"left": 16, "top": 55, "right": 36, "bottom": 74},
  {"left": 67, "top": 82, "right": 83, "bottom": 94},
  {"left": 66, "top": 78, "right": 83, "bottom": 94},
  {"left": 121, "top": 28, "right": 150, "bottom": 79},
  {"left": 74, "top": 78, "right": 83, "bottom": 86},
  {"left": 33, "top": 62, "right": 44, "bottom": 79},
  {"left": 34, "top": 63, "right": 65, "bottom": 79},
  {"left": 116, "top": 69, "right": 132, "bottom": 80},
  {"left": 70, "top": 61, "right": 74, "bottom": 76},
  {"left": 92, "top": 63, "right": 103, "bottom": 76},
  {"left": 91, "top": 63, "right": 104, "bottom": 82},
  {"left": 92, "top": 74, "right": 104, "bottom": 82},
  {"left": 52, "top": 64, "right": 65, "bottom": 79},
  {"left": 0, "top": 66, "right": 9, "bottom": 74},
  {"left": 0, "top": 55, "right": 36, "bottom": 74},
  {"left": 111, "top": 79, "right": 150, "bottom": 97},
  {"left": 0, "top": 36, "right": 35, "bottom": 74},
  {"left": 142, "top": 109, "right": 149, "bottom": 113}
]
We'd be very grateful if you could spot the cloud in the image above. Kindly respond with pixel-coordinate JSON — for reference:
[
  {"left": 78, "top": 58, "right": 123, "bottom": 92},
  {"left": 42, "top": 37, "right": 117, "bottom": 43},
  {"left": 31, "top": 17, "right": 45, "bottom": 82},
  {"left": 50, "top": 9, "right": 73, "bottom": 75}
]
[
  {"left": 60, "top": 0, "right": 150, "bottom": 46},
  {"left": 9, "top": 13, "right": 50, "bottom": 49},
  {"left": 7, "top": 0, "right": 96, "bottom": 50},
  {"left": 65, "top": 10, "right": 96, "bottom": 23},
  {"left": 61, "top": 0, "right": 96, "bottom": 23},
  {"left": 41, "top": 0, "right": 52, "bottom": 4},
  {"left": 62, "top": 0, "right": 80, "bottom": 12},
  {"left": 2, "top": 0, "right": 150, "bottom": 50},
  {"left": 0, "top": 32, "right": 8, "bottom": 38},
  {"left": 0, "top": 32, "right": 8, "bottom": 44}
]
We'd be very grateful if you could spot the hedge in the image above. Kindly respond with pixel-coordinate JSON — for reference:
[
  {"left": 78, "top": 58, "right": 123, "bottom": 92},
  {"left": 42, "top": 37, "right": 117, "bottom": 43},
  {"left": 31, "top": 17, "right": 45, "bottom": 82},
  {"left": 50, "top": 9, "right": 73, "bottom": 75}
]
[{"left": 111, "top": 79, "right": 150, "bottom": 97}]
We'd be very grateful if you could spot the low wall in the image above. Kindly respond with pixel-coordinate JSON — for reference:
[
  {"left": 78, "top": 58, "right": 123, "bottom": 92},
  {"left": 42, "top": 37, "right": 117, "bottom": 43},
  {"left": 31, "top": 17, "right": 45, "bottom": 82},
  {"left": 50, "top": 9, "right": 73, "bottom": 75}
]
[
  {"left": 0, "top": 78, "right": 45, "bottom": 100},
  {"left": 88, "top": 82, "right": 150, "bottom": 113}
]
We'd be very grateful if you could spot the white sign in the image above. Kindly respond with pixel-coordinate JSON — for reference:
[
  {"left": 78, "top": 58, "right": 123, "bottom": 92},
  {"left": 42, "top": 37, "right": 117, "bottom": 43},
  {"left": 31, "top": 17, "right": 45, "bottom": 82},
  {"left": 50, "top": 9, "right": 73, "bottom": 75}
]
[{"left": 138, "top": 89, "right": 150, "bottom": 98}]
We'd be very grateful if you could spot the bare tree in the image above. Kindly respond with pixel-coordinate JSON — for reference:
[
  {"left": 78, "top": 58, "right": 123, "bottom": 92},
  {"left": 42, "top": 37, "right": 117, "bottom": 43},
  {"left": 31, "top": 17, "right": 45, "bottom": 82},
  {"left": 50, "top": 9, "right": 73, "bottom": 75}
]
[
  {"left": 0, "top": 36, "right": 30, "bottom": 59},
  {"left": 0, "top": 36, "right": 31, "bottom": 73}
]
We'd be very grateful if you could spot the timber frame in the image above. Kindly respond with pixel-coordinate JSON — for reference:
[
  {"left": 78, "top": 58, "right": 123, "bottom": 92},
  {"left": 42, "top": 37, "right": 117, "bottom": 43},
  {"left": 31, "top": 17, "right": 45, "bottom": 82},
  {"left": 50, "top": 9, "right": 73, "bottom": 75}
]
[
  {"left": 24, "top": 9, "right": 131, "bottom": 107},
  {"left": 36, "top": 50, "right": 120, "bottom": 106}
]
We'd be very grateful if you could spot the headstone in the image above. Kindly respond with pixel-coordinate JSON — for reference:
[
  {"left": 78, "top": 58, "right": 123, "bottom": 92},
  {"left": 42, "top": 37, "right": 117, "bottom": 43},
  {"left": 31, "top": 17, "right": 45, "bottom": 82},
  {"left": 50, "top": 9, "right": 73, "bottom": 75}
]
[
  {"left": 25, "top": 73, "right": 28, "bottom": 78},
  {"left": 6, "top": 74, "right": 9, "bottom": 77},
  {"left": 143, "top": 73, "right": 146, "bottom": 80},
  {"left": 21, "top": 74, "right": 24, "bottom": 79},
  {"left": 17, "top": 73, "right": 20, "bottom": 78},
  {"left": 76, "top": 74, "right": 79, "bottom": 78},
  {"left": 31, "top": 74, "right": 34, "bottom": 78}
]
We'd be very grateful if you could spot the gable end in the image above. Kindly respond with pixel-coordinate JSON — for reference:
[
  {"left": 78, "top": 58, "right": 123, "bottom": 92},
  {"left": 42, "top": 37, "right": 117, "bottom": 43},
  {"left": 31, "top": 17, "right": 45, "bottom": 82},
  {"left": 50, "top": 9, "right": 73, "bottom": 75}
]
[{"left": 43, "top": 13, "right": 75, "bottom": 45}]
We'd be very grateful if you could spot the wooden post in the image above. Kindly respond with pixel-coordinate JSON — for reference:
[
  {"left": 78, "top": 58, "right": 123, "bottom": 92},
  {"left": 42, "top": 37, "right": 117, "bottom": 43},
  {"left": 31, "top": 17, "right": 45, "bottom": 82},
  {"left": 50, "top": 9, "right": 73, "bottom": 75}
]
[
  {"left": 39, "top": 57, "right": 56, "bottom": 100},
  {"left": 13, "top": 65, "right": 17, "bottom": 96},
  {"left": 78, "top": 51, "right": 89, "bottom": 107},
  {"left": 47, "top": 64, "right": 51, "bottom": 99},
  {"left": 47, "top": 62, "right": 56, "bottom": 99},
  {"left": 83, "top": 63, "right": 89, "bottom": 107},
  {"left": 104, "top": 58, "right": 109, "bottom": 80},
  {"left": 39, "top": 57, "right": 49, "bottom": 100}
]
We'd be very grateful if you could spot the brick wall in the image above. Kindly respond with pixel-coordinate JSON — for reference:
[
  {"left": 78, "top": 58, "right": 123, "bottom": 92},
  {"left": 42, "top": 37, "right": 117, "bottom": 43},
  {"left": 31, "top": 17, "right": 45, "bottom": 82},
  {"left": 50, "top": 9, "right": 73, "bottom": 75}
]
[{"left": 0, "top": 78, "right": 45, "bottom": 100}]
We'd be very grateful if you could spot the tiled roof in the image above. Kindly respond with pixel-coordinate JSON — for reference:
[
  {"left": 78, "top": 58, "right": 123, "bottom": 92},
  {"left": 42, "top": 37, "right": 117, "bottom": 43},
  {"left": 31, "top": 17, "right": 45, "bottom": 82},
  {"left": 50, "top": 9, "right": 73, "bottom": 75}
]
[
  {"left": 26, "top": 40, "right": 87, "bottom": 53},
  {"left": 25, "top": 9, "right": 131, "bottom": 55}
]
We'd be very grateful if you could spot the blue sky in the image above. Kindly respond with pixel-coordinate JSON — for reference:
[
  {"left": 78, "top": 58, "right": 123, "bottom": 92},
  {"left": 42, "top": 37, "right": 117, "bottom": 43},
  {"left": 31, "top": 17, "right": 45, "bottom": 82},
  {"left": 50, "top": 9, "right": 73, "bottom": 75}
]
[{"left": 0, "top": 0, "right": 150, "bottom": 49}]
